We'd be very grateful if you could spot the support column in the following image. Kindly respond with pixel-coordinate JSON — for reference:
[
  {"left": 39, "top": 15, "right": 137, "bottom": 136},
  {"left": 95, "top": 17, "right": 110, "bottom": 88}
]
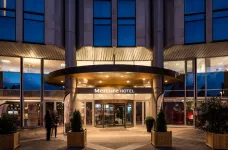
[
  {"left": 84, "top": 102, "right": 87, "bottom": 126},
  {"left": 16, "top": 0, "right": 23, "bottom": 42},
  {"left": 20, "top": 57, "right": 24, "bottom": 128},
  {"left": 142, "top": 102, "right": 145, "bottom": 126},
  {"left": 152, "top": 0, "right": 164, "bottom": 119},
  {"left": 65, "top": 0, "right": 76, "bottom": 117},
  {"left": 193, "top": 58, "right": 197, "bottom": 127},
  {"left": 92, "top": 100, "right": 95, "bottom": 126},
  {"left": 40, "top": 59, "right": 44, "bottom": 127},
  {"left": 133, "top": 101, "right": 136, "bottom": 126}
]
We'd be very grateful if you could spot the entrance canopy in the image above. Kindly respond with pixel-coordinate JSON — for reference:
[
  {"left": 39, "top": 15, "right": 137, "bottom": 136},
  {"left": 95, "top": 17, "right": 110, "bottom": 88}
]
[{"left": 45, "top": 65, "right": 182, "bottom": 87}]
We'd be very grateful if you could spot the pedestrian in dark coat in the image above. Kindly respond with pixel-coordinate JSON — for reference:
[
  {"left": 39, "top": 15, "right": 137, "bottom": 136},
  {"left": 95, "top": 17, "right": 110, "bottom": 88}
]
[
  {"left": 45, "top": 110, "right": 52, "bottom": 141},
  {"left": 51, "top": 111, "right": 59, "bottom": 138}
]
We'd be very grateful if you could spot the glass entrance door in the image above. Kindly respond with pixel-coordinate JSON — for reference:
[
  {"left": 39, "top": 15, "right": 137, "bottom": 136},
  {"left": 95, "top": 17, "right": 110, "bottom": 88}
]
[{"left": 104, "top": 103, "right": 125, "bottom": 127}]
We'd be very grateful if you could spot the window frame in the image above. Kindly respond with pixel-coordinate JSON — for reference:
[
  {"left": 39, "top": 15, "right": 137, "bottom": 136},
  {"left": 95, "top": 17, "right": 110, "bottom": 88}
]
[
  {"left": 93, "top": 0, "right": 112, "bottom": 47},
  {"left": 117, "top": 0, "right": 136, "bottom": 47},
  {"left": 23, "top": 0, "right": 45, "bottom": 44},
  {"left": 212, "top": 1, "right": 228, "bottom": 42},
  {"left": 0, "top": 0, "right": 16, "bottom": 41},
  {"left": 184, "top": 0, "right": 206, "bottom": 45}
]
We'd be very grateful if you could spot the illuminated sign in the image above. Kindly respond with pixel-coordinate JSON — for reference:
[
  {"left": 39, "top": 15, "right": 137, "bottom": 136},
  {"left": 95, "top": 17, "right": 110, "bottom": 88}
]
[{"left": 94, "top": 88, "right": 134, "bottom": 94}]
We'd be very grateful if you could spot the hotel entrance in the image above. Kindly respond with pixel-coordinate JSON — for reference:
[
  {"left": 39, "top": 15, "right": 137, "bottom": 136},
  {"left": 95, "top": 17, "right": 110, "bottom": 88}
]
[{"left": 95, "top": 100, "right": 133, "bottom": 128}]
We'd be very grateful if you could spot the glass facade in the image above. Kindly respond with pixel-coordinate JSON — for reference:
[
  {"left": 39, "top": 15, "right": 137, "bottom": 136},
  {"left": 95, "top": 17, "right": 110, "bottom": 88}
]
[
  {"left": 24, "top": 0, "right": 44, "bottom": 43},
  {"left": 0, "top": 0, "right": 16, "bottom": 41},
  {"left": 213, "top": 0, "right": 228, "bottom": 41},
  {"left": 93, "top": 0, "right": 112, "bottom": 47},
  {"left": 184, "top": 0, "right": 205, "bottom": 44},
  {"left": 117, "top": 0, "right": 136, "bottom": 46}
]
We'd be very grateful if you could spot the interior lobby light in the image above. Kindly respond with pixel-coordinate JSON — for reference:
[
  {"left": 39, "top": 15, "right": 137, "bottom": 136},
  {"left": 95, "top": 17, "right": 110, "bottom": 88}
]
[
  {"left": 99, "top": 80, "right": 102, "bottom": 83},
  {"left": 61, "top": 63, "right": 65, "bottom": 67},
  {"left": 121, "top": 76, "right": 123, "bottom": 78},
  {"left": 1, "top": 60, "right": 10, "bottom": 63},
  {"left": 165, "top": 80, "right": 168, "bottom": 83},
  {"left": 127, "top": 80, "right": 130, "bottom": 83},
  {"left": 176, "top": 63, "right": 179, "bottom": 66},
  {"left": 143, "top": 78, "right": 145, "bottom": 81},
  {"left": 106, "top": 75, "right": 109, "bottom": 78},
  {"left": 61, "top": 80, "right": 64, "bottom": 83}
]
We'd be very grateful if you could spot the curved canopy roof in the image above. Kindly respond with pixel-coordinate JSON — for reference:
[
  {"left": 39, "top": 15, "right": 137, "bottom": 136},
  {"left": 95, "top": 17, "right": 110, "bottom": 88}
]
[{"left": 45, "top": 65, "right": 182, "bottom": 87}]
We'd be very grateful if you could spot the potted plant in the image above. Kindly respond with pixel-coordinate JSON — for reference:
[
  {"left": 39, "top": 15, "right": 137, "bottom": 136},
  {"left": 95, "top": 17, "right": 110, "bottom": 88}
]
[
  {"left": 197, "top": 97, "right": 228, "bottom": 149},
  {"left": 146, "top": 116, "right": 155, "bottom": 132},
  {"left": 67, "top": 110, "right": 87, "bottom": 148},
  {"left": 0, "top": 114, "right": 20, "bottom": 149},
  {"left": 151, "top": 110, "right": 172, "bottom": 147}
]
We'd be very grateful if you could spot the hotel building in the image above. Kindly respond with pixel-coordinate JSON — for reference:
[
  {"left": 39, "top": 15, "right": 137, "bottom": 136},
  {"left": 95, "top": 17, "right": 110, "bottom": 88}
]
[{"left": 0, "top": 0, "right": 228, "bottom": 128}]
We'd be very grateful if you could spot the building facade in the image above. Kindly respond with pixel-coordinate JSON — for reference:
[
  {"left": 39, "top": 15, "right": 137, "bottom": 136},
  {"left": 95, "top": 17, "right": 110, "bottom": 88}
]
[{"left": 0, "top": 0, "right": 228, "bottom": 128}]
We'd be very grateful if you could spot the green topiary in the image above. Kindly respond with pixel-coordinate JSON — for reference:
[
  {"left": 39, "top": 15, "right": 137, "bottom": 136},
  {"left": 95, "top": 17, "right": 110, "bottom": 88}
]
[
  {"left": 155, "top": 110, "right": 167, "bottom": 132},
  {"left": 0, "top": 114, "right": 17, "bottom": 134},
  {"left": 146, "top": 116, "right": 155, "bottom": 132},
  {"left": 71, "top": 110, "right": 83, "bottom": 132}
]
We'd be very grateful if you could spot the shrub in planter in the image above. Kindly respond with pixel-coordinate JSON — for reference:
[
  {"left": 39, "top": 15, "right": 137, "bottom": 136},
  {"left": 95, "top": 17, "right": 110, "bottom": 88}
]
[
  {"left": 0, "top": 114, "right": 20, "bottom": 149},
  {"left": 197, "top": 97, "right": 228, "bottom": 149},
  {"left": 151, "top": 110, "right": 172, "bottom": 147},
  {"left": 145, "top": 116, "right": 155, "bottom": 132},
  {"left": 67, "top": 110, "right": 87, "bottom": 148}
]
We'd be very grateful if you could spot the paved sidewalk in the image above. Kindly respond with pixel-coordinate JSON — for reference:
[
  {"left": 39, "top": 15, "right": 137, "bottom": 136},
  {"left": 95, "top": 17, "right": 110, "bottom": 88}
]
[{"left": 18, "top": 126, "right": 210, "bottom": 150}]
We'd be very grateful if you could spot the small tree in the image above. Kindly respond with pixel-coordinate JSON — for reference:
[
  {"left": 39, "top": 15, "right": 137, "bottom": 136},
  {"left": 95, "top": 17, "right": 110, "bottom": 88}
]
[
  {"left": 0, "top": 114, "right": 17, "bottom": 134},
  {"left": 146, "top": 116, "right": 155, "bottom": 132},
  {"left": 155, "top": 110, "right": 167, "bottom": 132},
  {"left": 71, "top": 110, "right": 83, "bottom": 132}
]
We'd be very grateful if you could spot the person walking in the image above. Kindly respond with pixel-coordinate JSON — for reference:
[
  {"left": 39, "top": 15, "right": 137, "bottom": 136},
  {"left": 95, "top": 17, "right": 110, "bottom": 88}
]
[
  {"left": 44, "top": 110, "right": 52, "bottom": 141},
  {"left": 51, "top": 111, "right": 59, "bottom": 138}
]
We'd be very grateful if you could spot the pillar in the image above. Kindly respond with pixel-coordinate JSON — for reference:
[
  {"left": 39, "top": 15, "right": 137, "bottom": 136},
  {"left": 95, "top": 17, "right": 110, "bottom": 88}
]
[
  {"left": 40, "top": 59, "right": 44, "bottom": 127},
  {"left": 65, "top": 0, "right": 77, "bottom": 117},
  {"left": 152, "top": 0, "right": 164, "bottom": 119},
  {"left": 20, "top": 57, "right": 24, "bottom": 127},
  {"left": 16, "top": 0, "right": 23, "bottom": 42}
]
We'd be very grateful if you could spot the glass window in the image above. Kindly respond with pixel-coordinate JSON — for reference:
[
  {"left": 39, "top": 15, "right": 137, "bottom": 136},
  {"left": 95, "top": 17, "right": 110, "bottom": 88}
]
[
  {"left": 186, "top": 74, "right": 194, "bottom": 90},
  {"left": 207, "top": 72, "right": 224, "bottom": 89},
  {"left": 164, "top": 61, "right": 185, "bottom": 74},
  {"left": 197, "top": 73, "right": 205, "bottom": 90},
  {"left": 93, "top": 0, "right": 112, "bottom": 47},
  {"left": 206, "top": 57, "right": 228, "bottom": 72},
  {"left": 24, "top": 0, "right": 44, "bottom": 43},
  {"left": 197, "top": 58, "right": 205, "bottom": 73},
  {"left": 86, "top": 102, "right": 92, "bottom": 125},
  {"left": 187, "top": 60, "right": 193, "bottom": 73},
  {"left": 0, "top": 0, "right": 16, "bottom": 40},
  {"left": 184, "top": 0, "right": 205, "bottom": 44},
  {"left": 186, "top": 100, "right": 194, "bottom": 125},
  {"left": 117, "top": 0, "right": 136, "bottom": 46},
  {"left": 56, "top": 102, "right": 64, "bottom": 126},
  {"left": 213, "top": 0, "right": 228, "bottom": 41},
  {"left": 24, "top": 102, "right": 40, "bottom": 127},
  {"left": 213, "top": 0, "right": 228, "bottom": 10},
  {"left": 136, "top": 102, "right": 142, "bottom": 125},
  {"left": 164, "top": 91, "right": 185, "bottom": 97},
  {"left": 163, "top": 100, "right": 184, "bottom": 125},
  {"left": 23, "top": 58, "right": 41, "bottom": 98}
]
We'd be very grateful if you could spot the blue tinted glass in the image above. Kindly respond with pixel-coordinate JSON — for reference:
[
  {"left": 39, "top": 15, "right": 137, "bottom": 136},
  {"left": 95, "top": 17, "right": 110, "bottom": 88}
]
[
  {"left": 207, "top": 72, "right": 224, "bottom": 89},
  {"left": 164, "top": 83, "right": 185, "bottom": 91},
  {"left": 94, "top": 25, "right": 111, "bottom": 46},
  {"left": 197, "top": 73, "right": 205, "bottom": 90},
  {"left": 94, "top": 19, "right": 111, "bottom": 25},
  {"left": 0, "top": 0, "right": 15, "bottom": 9},
  {"left": 213, "top": 17, "right": 228, "bottom": 41},
  {"left": 24, "top": 0, "right": 44, "bottom": 13},
  {"left": 24, "top": 73, "right": 41, "bottom": 90},
  {"left": 118, "top": 19, "right": 135, "bottom": 25},
  {"left": 24, "top": 20, "right": 44, "bottom": 43},
  {"left": 185, "top": 0, "right": 205, "bottom": 14},
  {"left": 185, "top": 20, "right": 205, "bottom": 43},
  {"left": 0, "top": 10, "right": 15, "bottom": 17},
  {"left": 213, "top": 0, "right": 228, "bottom": 10},
  {"left": 118, "top": 0, "right": 135, "bottom": 18},
  {"left": 197, "top": 90, "right": 205, "bottom": 97},
  {"left": 186, "top": 74, "right": 194, "bottom": 90},
  {"left": 186, "top": 91, "right": 194, "bottom": 97},
  {"left": 44, "top": 75, "right": 63, "bottom": 90},
  {"left": 118, "top": 25, "right": 135, "bottom": 46},
  {"left": 0, "top": 17, "right": 15, "bottom": 40},
  {"left": 3, "top": 72, "right": 20, "bottom": 89},
  {"left": 94, "top": 0, "right": 111, "bottom": 18},
  {"left": 185, "top": 14, "right": 204, "bottom": 21},
  {"left": 207, "top": 90, "right": 221, "bottom": 96},
  {"left": 24, "top": 13, "right": 44, "bottom": 21},
  {"left": 213, "top": 10, "right": 228, "bottom": 18},
  {"left": 164, "top": 91, "right": 185, "bottom": 97}
]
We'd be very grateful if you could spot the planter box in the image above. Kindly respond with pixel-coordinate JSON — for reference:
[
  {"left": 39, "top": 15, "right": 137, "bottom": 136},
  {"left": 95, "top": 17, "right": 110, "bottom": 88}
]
[
  {"left": 206, "top": 132, "right": 228, "bottom": 149},
  {"left": 0, "top": 132, "right": 20, "bottom": 149},
  {"left": 151, "top": 130, "right": 172, "bottom": 147},
  {"left": 67, "top": 129, "right": 87, "bottom": 148}
]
